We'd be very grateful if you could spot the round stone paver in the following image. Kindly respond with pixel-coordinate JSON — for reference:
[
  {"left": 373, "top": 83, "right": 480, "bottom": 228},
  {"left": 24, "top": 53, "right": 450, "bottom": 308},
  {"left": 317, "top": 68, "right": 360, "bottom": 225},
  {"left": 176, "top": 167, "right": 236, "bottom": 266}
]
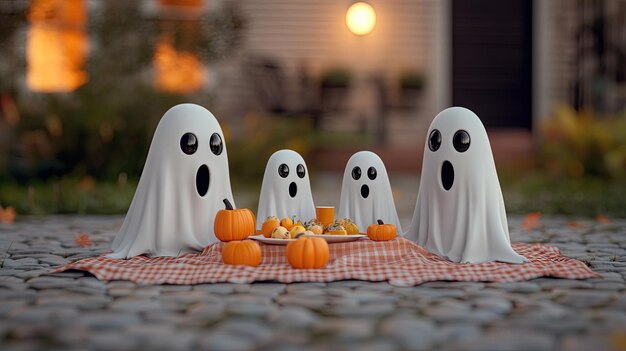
[{"left": 0, "top": 215, "right": 624, "bottom": 350}]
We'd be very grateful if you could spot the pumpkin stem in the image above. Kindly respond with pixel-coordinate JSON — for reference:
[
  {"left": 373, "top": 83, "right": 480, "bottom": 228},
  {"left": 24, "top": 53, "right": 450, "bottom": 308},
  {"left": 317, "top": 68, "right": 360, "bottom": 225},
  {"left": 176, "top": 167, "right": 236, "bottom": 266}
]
[
  {"left": 377, "top": 219, "right": 384, "bottom": 225},
  {"left": 223, "top": 198, "right": 234, "bottom": 210}
]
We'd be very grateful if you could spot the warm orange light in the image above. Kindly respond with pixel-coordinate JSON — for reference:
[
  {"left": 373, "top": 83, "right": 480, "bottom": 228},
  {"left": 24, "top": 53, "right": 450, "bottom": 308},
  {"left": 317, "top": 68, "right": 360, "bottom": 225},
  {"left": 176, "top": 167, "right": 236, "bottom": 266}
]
[
  {"left": 153, "top": 36, "right": 206, "bottom": 93},
  {"left": 27, "top": 0, "right": 88, "bottom": 92},
  {"left": 346, "top": 2, "right": 376, "bottom": 36}
]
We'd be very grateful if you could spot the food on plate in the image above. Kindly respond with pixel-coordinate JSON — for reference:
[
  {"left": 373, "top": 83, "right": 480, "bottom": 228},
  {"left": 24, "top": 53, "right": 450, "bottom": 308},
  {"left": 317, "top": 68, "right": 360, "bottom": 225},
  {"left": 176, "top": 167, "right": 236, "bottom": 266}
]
[
  {"left": 261, "top": 216, "right": 280, "bottom": 238},
  {"left": 289, "top": 225, "right": 306, "bottom": 238},
  {"left": 280, "top": 217, "right": 294, "bottom": 230},
  {"left": 309, "top": 225, "right": 324, "bottom": 235},
  {"left": 271, "top": 226, "right": 290, "bottom": 239},
  {"left": 367, "top": 219, "right": 397, "bottom": 241},
  {"left": 304, "top": 220, "right": 324, "bottom": 235},
  {"left": 265, "top": 216, "right": 362, "bottom": 236},
  {"left": 336, "top": 218, "right": 360, "bottom": 234},
  {"left": 325, "top": 222, "right": 347, "bottom": 235}
]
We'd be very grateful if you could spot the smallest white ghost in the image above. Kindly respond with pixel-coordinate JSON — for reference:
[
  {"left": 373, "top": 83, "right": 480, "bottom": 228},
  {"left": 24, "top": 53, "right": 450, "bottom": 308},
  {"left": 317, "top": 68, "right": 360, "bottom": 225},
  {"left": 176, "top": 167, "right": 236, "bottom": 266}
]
[
  {"left": 338, "top": 151, "right": 402, "bottom": 232},
  {"left": 405, "top": 107, "right": 526, "bottom": 264},
  {"left": 256, "top": 150, "right": 316, "bottom": 226}
]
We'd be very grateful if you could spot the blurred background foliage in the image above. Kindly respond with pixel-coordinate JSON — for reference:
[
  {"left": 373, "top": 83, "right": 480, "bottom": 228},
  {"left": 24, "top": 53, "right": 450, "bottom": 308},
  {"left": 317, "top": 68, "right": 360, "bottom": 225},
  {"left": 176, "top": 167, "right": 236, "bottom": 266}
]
[
  {"left": 499, "top": 105, "right": 626, "bottom": 217},
  {"left": 4, "top": 102, "right": 625, "bottom": 217},
  {"left": 539, "top": 105, "right": 626, "bottom": 179},
  {"left": 0, "top": 1, "right": 250, "bottom": 214}
]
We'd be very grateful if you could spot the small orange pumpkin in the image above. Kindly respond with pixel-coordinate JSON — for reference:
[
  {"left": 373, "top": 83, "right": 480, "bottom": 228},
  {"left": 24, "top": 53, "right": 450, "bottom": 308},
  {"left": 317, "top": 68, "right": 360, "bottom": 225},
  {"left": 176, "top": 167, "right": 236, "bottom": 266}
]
[
  {"left": 214, "top": 199, "right": 256, "bottom": 242},
  {"left": 285, "top": 236, "right": 329, "bottom": 269},
  {"left": 222, "top": 240, "right": 262, "bottom": 267},
  {"left": 367, "top": 219, "right": 397, "bottom": 241},
  {"left": 261, "top": 216, "right": 280, "bottom": 238}
]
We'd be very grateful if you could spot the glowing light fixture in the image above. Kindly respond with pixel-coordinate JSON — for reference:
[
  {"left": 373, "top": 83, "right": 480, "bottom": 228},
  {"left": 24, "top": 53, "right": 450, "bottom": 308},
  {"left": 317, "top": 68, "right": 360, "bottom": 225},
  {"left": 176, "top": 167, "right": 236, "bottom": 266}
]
[
  {"left": 154, "top": 0, "right": 205, "bottom": 93},
  {"left": 346, "top": 2, "right": 376, "bottom": 36},
  {"left": 153, "top": 35, "right": 205, "bottom": 93},
  {"left": 27, "top": 0, "right": 88, "bottom": 92}
]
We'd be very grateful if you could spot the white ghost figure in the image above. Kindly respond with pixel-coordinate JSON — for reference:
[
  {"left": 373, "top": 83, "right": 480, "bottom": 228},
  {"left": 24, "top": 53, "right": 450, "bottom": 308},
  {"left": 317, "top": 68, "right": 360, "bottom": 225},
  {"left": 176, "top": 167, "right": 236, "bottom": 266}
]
[
  {"left": 256, "top": 150, "right": 316, "bottom": 227},
  {"left": 110, "top": 103, "right": 235, "bottom": 258},
  {"left": 405, "top": 107, "right": 526, "bottom": 264},
  {"left": 338, "top": 151, "right": 402, "bottom": 232}
]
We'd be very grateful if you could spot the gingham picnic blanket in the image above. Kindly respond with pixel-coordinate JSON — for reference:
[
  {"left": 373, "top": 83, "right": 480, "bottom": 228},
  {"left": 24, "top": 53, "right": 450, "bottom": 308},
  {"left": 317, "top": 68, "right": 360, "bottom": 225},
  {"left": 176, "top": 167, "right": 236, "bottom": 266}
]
[{"left": 56, "top": 238, "right": 599, "bottom": 286}]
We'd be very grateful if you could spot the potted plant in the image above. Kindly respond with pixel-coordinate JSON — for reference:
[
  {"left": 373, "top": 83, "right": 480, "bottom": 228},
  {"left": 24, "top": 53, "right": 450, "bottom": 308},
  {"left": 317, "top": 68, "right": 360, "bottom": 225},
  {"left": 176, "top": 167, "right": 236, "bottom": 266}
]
[
  {"left": 319, "top": 67, "right": 352, "bottom": 112},
  {"left": 398, "top": 71, "right": 425, "bottom": 108}
]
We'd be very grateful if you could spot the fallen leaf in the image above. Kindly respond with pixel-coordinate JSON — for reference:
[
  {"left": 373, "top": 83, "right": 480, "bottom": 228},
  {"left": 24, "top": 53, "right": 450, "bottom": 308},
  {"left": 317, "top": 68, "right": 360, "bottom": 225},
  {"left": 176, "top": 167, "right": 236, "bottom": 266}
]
[
  {"left": 75, "top": 233, "right": 93, "bottom": 247},
  {"left": 521, "top": 212, "right": 542, "bottom": 231},
  {"left": 612, "top": 331, "right": 626, "bottom": 351},
  {"left": 0, "top": 206, "right": 16, "bottom": 224},
  {"left": 596, "top": 215, "right": 610, "bottom": 225},
  {"left": 567, "top": 221, "right": 584, "bottom": 229},
  {"left": 78, "top": 176, "right": 96, "bottom": 191}
]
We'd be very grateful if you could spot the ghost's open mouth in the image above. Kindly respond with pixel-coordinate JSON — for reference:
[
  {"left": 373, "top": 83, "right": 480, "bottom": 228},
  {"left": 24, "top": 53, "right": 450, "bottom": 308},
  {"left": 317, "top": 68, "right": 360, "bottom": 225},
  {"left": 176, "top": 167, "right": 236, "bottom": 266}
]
[
  {"left": 360, "top": 184, "right": 370, "bottom": 199},
  {"left": 196, "top": 164, "right": 210, "bottom": 197},
  {"left": 441, "top": 160, "right": 454, "bottom": 191},
  {"left": 289, "top": 182, "right": 297, "bottom": 198}
]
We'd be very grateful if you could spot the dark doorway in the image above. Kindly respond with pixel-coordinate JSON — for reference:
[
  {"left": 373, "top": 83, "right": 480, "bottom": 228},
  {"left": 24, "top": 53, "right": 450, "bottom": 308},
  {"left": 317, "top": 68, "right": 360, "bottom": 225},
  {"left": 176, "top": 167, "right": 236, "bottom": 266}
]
[{"left": 451, "top": 0, "right": 533, "bottom": 129}]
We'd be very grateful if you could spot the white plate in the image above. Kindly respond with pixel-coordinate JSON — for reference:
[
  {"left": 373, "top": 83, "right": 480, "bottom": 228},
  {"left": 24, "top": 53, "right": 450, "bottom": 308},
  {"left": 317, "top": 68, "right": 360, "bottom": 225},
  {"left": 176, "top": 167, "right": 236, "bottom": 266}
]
[
  {"left": 248, "top": 234, "right": 294, "bottom": 245},
  {"left": 302, "top": 234, "right": 367, "bottom": 243},
  {"left": 249, "top": 234, "right": 367, "bottom": 245}
]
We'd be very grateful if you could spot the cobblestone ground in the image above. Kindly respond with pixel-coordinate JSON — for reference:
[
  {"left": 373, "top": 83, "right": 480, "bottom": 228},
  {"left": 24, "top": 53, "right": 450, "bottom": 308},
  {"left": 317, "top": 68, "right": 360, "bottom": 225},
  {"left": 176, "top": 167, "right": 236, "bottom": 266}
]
[{"left": 0, "top": 216, "right": 625, "bottom": 351}]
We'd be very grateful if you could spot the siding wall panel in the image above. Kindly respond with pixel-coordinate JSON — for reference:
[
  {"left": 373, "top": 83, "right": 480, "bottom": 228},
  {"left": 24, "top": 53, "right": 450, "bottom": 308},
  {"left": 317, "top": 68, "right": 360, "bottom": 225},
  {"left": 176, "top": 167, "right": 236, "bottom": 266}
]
[{"left": 211, "top": 0, "right": 439, "bottom": 146}]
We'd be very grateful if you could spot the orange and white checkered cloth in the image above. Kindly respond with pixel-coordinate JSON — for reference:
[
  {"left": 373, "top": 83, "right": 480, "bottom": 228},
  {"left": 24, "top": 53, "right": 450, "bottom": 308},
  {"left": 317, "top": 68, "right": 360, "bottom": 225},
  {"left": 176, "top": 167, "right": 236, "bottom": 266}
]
[{"left": 55, "top": 238, "right": 599, "bottom": 286}]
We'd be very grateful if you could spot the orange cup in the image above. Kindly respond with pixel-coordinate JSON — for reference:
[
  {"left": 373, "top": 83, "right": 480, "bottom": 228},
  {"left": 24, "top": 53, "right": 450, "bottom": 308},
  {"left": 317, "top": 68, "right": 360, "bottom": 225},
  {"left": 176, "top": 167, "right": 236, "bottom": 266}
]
[{"left": 316, "top": 206, "right": 335, "bottom": 227}]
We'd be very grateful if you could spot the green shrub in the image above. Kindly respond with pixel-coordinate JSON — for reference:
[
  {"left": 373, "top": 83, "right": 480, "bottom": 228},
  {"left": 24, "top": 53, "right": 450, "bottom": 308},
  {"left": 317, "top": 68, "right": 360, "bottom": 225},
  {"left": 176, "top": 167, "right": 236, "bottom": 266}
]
[
  {"left": 399, "top": 71, "right": 425, "bottom": 90},
  {"left": 539, "top": 104, "right": 626, "bottom": 179},
  {"left": 320, "top": 68, "right": 352, "bottom": 88}
]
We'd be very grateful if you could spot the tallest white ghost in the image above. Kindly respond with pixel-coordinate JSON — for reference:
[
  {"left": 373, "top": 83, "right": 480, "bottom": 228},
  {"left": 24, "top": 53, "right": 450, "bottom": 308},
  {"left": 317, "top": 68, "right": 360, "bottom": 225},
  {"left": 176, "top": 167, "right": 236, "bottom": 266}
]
[
  {"left": 405, "top": 107, "right": 526, "bottom": 264},
  {"left": 110, "top": 104, "right": 235, "bottom": 258}
]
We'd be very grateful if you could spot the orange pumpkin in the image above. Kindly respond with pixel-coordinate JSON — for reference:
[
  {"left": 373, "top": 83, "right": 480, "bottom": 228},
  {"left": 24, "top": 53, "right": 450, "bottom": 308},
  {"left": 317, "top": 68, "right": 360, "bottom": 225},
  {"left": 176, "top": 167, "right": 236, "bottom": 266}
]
[
  {"left": 261, "top": 216, "right": 280, "bottom": 238},
  {"left": 367, "top": 219, "right": 397, "bottom": 241},
  {"left": 221, "top": 240, "right": 262, "bottom": 267},
  {"left": 214, "top": 199, "right": 256, "bottom": 242},
  {"left": 285, "top": 236, "right": 329, "bottom": 269}
]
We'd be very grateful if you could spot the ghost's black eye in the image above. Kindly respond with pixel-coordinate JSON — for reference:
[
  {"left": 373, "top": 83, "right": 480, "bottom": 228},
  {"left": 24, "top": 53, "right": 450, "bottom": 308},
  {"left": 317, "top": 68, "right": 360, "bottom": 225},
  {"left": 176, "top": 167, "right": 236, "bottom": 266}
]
[
  {"left": 209, "top": 133, "right": 223, "bottom": 155},
  {"left": 278, "top": 164, "right": 289, "bottom": 178},
  {"left": 367, "top": 167, "right": 377, "bottom": 180},
  {"left": 180, "top": 132, "right": 198, "bottom": 155},
  {"left": 453, "top": 130, "right": 471, "bottom": 152},
  {"left": 296, "top": 164, "right": 306, "bottom": 178},
  {"left": 351, "top": 166, "right": 361, "bottom": 180},
  {"left": 428, "top": 129, "right": 441, "bottom": 152}
]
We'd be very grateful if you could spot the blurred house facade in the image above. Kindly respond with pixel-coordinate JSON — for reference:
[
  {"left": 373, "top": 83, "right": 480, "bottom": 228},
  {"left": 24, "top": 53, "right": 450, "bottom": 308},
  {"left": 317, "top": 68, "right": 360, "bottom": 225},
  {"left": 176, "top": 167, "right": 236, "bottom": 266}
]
[
  {"left": 210, "top": 0, "right": 446, "bottom": 147},
  {"left": 4, "top": 0, "right": 624, "bottom": 141},
  {"left": 205, "top": 0, "right": 625, "bottom": 169},
  {"left": 1, "top": 0, "right": 624, "bottom": 175}
]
